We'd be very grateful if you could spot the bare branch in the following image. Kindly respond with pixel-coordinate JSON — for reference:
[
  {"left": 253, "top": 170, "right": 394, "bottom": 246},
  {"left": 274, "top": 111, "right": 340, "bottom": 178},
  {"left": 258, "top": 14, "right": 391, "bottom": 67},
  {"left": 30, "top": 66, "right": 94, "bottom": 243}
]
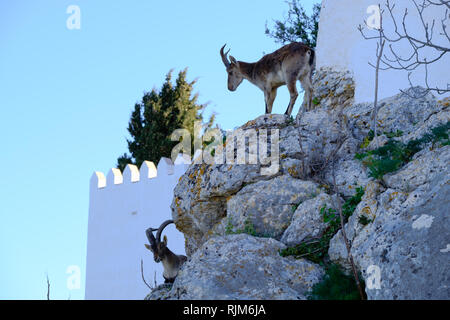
[
  {"left": 331, "top": 164, "right": 365, "bottom": 300},
  {"left": 361, "top": 0, "right": 449, "bottom": 96},
  {"left": 295, "top": 113, "right": 307, "bottom": 178},
  {"left": 46, "top": 274, "right": 50, "bottom": 300},
  {"left": 373, "top": 5, "right": 386, "bottom": 148},
  {"left": 140, "top": 259, "right": 153, "bottom": 290},
  {"left": 440, "top": 9, "right": 450, "bottom": 42},
  {"left": 427, "top": 0, "right": 450, "bottom": 9}
]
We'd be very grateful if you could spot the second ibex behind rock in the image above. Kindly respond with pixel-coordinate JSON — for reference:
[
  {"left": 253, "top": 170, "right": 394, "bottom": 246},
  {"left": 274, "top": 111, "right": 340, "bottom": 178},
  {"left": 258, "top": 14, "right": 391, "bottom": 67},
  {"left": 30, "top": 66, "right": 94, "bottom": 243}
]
[
  {"left": 145, "top": 220, "right": 187, "bottom": 283},
  {"left": 220, "top": 42, "right": 315, "bottom": 116}
]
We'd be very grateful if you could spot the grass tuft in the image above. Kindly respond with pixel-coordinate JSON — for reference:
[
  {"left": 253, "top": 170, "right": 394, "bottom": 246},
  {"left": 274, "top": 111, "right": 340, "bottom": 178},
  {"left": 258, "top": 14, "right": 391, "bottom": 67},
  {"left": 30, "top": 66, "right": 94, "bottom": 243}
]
[
  {"left": 355, "top": 121, "right": 450, "bottom": 179},
  {"left": 280, "top": 187, "right": 364, "bottom": 263},
  {"left": 308, "top": 264, "right": 366, "bottom": 300}
]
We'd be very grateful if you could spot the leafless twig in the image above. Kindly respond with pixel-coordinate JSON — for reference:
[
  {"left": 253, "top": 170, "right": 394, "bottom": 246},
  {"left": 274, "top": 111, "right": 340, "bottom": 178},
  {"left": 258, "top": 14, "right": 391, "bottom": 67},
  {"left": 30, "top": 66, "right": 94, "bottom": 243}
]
[
  {"left": 140, "top": 259, "right": 153, "bottom": 290},
  {"left": 295, "top": 112, "right": 308, "bottom": 178},
  {"left": 373, "top": 5, "right": 386, "bottom": 148},
  {"left": 331, "top": 164, "right": 365, "bottom": 300},
  {"left": 46, "top": 274, "right": 50, "bottom": 300},
  {"left": 295, "top": 109, "right": 349, "bottom": 183},
  {"left": 359, "top": 0, "right": 449, "bottom": 98}
]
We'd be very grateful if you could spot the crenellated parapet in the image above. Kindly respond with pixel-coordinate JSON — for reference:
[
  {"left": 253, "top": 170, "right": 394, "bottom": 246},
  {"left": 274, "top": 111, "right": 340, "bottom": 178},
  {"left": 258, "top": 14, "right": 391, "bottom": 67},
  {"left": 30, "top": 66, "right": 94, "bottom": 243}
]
[
  {"left": 86, "top": 153, "right": 191, "bottom": 299},
  {"left": 89, "top": 153, "right": 191, "bottom": 191}
]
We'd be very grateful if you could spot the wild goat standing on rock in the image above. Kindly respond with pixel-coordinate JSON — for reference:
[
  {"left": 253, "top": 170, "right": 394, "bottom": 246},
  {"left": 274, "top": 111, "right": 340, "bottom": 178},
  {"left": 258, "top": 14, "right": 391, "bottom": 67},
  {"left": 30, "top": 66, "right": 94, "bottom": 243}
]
[
  {"left": 145, "top": 220, "right": 187, "bottom": 283},
  {"left": 220, "top": 42, "right": 315, "bottom": 116}
]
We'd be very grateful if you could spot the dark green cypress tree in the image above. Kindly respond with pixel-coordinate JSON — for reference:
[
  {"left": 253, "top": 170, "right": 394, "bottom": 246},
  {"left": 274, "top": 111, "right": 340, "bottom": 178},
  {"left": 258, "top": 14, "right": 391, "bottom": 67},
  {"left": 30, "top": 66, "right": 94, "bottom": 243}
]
[{"left": 117, "top": 69, "right": 214, "bottom": 171}]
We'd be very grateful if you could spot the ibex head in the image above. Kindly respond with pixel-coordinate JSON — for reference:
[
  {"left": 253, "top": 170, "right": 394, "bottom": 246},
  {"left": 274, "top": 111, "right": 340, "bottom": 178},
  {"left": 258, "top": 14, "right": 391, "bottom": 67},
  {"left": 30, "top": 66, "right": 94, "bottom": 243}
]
[
  {"left": 220, "top": 44, "right": 244, "bottom": 92},
  {"left": 145, "top": 220, "right": 173, "bottom": 263}
]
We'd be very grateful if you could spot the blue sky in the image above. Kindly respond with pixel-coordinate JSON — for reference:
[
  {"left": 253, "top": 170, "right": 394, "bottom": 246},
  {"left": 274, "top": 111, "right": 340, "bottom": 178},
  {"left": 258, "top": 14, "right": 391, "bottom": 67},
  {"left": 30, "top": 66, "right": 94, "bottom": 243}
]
[{"left": 0, "top": 0, "right": 314, "bottom": 299}]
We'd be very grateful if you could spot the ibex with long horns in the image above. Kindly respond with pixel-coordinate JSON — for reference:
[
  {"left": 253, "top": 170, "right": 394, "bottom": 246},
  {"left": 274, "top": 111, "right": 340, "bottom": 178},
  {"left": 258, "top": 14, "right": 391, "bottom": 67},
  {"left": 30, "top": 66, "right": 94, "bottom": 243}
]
[
  {"left": 145, "top": 220, "right": 187, "bottom": 283},
  {"left": 220, "top": 42, "right": 315, "bottom": 116}
]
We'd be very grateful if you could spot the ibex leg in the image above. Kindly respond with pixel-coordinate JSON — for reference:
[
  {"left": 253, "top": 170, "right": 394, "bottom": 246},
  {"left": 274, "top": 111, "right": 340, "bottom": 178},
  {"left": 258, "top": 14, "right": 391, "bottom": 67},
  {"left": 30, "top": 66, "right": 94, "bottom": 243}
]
[
  {"left": 300, "top": 74, "right": 313, "bottom": 111},
  {"left": 284, "top": 79, "right": 298, "bottom": 116},
  {"left": 264, "top": 88, "right": 277, "bottom": 114}
]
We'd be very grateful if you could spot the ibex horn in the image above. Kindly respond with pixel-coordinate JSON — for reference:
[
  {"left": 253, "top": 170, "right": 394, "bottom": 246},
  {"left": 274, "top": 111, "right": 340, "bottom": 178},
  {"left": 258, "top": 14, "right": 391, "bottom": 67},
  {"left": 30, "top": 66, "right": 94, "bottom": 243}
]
[
  {"left": 145, "top": 227, "right": 158, "bottom": 252},
  {"left": 220, "top": 44, "right": 231, "bottom": 68},
  {"left": 156, "top": 220, "right": 174, "bottom": 243}
]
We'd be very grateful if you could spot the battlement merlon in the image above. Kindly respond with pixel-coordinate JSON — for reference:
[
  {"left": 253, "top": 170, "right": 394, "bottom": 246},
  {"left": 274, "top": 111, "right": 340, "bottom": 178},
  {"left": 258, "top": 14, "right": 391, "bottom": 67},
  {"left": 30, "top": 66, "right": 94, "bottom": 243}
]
[{"left": 89, "top": 153, "right": 191, "bottom": 191}]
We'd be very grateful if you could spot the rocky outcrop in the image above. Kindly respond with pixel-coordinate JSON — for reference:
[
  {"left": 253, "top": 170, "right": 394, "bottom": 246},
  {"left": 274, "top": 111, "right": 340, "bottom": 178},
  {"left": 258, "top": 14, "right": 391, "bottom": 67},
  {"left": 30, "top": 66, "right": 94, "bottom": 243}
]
[
  {"left": 149, "top": 234, "right": 324, "bottom": 300},
  {"left": 155, "top": 67, "right": 450, "bottom": 300},
  {"left": 384, "top": 146, "right": 450, "bottom": 192},
  {"left": 281, "top": 192, "right": 337, "bottom": 246},
  {"left": 326, "top": 88, "right": 450, "bottom": 300},
  {"left": 344, "top": 90, "right": 450, "bottom": 145},
  {"left": 171, "top": 113, "right": 333, "bottom": 256},
  {"left": 226, "top": 176, "right": 321, "bottom": 240},
  {"left": 145, "top": 284, "right": 173, "bottom": 300},
  {"left": 312, "top": 67, "right": 355, "bottom": 110},
  {"left": 329, "top": 146, "right": 450, "bottom": 299}
]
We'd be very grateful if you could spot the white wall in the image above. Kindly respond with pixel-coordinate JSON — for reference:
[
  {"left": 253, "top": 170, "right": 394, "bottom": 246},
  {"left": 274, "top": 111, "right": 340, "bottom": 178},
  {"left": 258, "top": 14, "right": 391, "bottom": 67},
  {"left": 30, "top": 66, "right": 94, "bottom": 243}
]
[
  {"left": 316, "top": 0, "right": 449, "bottom": 102},
  {"left": 85, "top": 155, "right": 190, "bottom": 300}
]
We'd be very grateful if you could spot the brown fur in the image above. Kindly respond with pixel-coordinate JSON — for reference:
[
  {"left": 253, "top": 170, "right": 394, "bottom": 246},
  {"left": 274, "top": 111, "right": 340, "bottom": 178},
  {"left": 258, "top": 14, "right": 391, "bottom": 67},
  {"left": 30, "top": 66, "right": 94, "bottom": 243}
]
[
  {"left": 253, "top": 43, "right": 310, "bottom": 78},
  {"left": 145, "top": 222, "right": 187, "bottom": 283},
  {"left": 221, "top": 42, "right": 315, "bottom": 116}
]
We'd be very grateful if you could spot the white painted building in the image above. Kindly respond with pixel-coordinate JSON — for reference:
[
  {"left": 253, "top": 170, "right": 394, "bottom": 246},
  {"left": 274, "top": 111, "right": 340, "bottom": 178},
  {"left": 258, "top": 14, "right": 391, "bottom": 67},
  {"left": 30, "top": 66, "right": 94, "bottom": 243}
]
[
  {"left": 85, "top": 155, "right": 189, "bottom": 300},
  {"left": 316, "top": 0, "right": 449, "bottom": 102}
]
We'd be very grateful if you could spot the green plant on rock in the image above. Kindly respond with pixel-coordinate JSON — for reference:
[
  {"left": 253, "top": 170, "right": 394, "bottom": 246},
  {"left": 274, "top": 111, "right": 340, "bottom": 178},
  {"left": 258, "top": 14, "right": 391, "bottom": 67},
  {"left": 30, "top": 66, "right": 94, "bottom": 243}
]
[
  {"left": 280, "top": 187, "right": 365, "bottom": 263},
  {"left": 360, "top": 129, "right": 404, "bottom": 149},
  {"left": 287, "top": 115, "right": 295, "bottom": 125},
  {"left": 320, "top": 206, "right": 339, "bottom": 227},
  {"left": 360, "top": 135, "right": 372, "bottom": 149},
  {"left": 358, "top": 215, "right": 373, "bottom": 226},
  {"left": 291, "top": 201, "right": 302, "bottom": 213},
  {"left": 226, "top": 217, "right": 271, "bottom": 238},
  {"left": 355, "top": 121, "right": 450, "bottom": 179},
  {"left": 308, "top": 264, "right": 366, "bottom": 300},
  {"left": 385, "top": 129, "right": 403, "bottom": 138},
  {"left": 431, "top": 122, "right": 450, "bottom": 145},
  {"left": 342, "top": 186, "right": 364, "bottom": 219},
  {"left": 225, "top": 218, "right": 234, "bottom": 235},
  {"left": 359, "top": 129, "right": 376, "bottom": 149},
  {"left": 241, "top": 218, "right": 258, "bottom": 237},
  {"left": 279, "top": 239, "right": 329, "bottom": 264},
  {"left": 280, "top": 205, "right": 341, "bottom": 263}
]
